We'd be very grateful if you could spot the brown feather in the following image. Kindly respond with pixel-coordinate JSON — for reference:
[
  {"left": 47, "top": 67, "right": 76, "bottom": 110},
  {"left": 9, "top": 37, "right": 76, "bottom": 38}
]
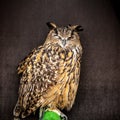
[{"left": 13, "top": 24, "right": 83, "bottom": 119}]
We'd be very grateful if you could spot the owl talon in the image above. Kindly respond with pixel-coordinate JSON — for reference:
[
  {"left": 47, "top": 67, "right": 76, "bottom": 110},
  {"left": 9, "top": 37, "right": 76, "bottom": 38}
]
[
  {"left": 13, "top": 117, "right": 20, "bottom": 120},
  {"left": 60, "top": 113, "right": 68, "bottom": 120},
  {"left": 39, "top": 107, "right": 46, "bottom": 120}
]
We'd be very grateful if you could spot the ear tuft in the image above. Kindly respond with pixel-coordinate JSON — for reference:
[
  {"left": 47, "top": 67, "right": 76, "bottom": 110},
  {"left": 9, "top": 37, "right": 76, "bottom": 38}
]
[
  {"left": 70, "top": 25, "right": 83, "bottom": 32},
  {"left": 46, "top": 22, "right": 57, "bottom": 29},
  {"left": 75, "top": 25, "right": 84, "bottom": 32}
]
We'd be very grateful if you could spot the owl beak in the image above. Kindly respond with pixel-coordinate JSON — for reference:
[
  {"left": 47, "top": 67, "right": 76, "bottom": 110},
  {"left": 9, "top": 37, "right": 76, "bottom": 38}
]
[{"left": 62, "top": 40, "right": 66, "bottom": 46}]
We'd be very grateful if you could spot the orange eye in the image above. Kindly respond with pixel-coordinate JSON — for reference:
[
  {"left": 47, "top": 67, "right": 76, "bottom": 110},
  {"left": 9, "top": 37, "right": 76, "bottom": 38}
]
[{"left": 68, "top": 36, "right": 74, "bottom": 40}]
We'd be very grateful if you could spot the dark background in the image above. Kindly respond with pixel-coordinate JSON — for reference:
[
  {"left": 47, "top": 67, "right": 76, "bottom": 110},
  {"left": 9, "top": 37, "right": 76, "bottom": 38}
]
[{"left": 0, "top": 0, "right": 120, "bottom": 120}]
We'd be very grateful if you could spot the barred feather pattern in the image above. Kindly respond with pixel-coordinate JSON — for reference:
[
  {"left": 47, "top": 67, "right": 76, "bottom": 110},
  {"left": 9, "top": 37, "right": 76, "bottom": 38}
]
[{"left": 13, "top": 23, "right": 83, "bottom": 119}]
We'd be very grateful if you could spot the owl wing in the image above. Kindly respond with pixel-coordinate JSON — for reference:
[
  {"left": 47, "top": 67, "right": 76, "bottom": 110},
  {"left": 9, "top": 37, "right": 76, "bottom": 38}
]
[
  {"left": 17, "top": 46, "right": 42, "bottom": 74},
  {"left": 14, "top": 44, "right": 61, "bottom": 118},
  {"left": 14, "top": 45, "right": 44, "bottom": 118}
]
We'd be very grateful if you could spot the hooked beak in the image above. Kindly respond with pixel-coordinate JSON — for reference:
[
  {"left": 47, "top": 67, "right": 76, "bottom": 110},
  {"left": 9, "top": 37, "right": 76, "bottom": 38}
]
[{"left": 61, "top": 40, "right": 66, "bottom": 46}]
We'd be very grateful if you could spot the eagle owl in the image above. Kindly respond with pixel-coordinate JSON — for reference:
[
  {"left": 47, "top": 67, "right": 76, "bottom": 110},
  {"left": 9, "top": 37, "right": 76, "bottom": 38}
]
[{"left": 13, "top": 22, "right": 83, "bottom": 119}]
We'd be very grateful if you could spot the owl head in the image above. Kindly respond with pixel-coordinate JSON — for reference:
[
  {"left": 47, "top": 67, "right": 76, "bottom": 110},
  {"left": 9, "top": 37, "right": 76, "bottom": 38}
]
[{"left": 45, "top": 22, "right": 83, "bottom": 48}]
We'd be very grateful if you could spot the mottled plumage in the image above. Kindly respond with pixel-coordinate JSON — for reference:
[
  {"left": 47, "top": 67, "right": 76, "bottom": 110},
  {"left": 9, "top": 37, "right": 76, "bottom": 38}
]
[{"left": 13, "top": 22, "right": 83, "bottom": 119}]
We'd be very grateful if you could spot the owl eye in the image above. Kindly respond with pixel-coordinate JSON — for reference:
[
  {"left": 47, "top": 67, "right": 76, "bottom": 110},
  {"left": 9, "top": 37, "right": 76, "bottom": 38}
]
[
  {"left": 52, "top": 33, "right": 61, "bottom": 39},
  {"left": 55, "top": 36, "right": 61, "bottom": 39},
  {"left": 68, "top": 36, "right": 74, "bottom": 40},
  {"left": 67, "top": 37, "right": 71, "bottom": 40}
]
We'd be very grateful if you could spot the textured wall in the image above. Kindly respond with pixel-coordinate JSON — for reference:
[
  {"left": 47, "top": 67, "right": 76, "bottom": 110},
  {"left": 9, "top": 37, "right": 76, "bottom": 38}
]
[{"left": 0, "top": 0, "right": 120, "bottom": 120}]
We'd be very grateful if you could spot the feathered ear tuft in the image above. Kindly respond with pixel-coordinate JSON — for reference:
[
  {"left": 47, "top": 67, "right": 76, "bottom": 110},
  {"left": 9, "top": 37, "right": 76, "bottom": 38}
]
[
  {"left": 75, "top": 25, "right": 83, "bottom": 32},
  {"left": 71, "top": 25, "right": 83, "bottom": 32},
  {"left": 46, "top": 22, "right": 57, "bottom": 29}
]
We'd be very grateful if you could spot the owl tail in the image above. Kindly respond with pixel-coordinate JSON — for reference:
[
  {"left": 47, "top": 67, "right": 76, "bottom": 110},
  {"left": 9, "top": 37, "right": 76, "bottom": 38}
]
[{"left": 13, "top": 100, "right": 22, "bottom": 119}]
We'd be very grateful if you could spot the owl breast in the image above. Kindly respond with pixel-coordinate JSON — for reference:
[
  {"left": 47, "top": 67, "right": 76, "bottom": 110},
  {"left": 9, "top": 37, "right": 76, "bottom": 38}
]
[{"left": 40, "top": 43, "right": 81, "bottom": 110}]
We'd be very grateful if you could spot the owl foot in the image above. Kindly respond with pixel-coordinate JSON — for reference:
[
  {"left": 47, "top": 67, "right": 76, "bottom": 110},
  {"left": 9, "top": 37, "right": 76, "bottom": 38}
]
[
  {"left": 60, "top": 112, "right": 68, "bottom": 120},
  {"left": 13, "top": 117, "right": 20, "bottom": 120},
  {"left": 39, "top": 107, "right": 46, "bottom": 120}
]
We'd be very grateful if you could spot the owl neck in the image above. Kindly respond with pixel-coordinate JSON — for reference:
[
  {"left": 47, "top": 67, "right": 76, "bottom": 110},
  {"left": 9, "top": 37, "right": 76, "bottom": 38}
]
[
  {"left": 44, "top": 43, "right": 81, "bottom": 50},
  {"left": 44, "top": 43, "right": 82, "bottom": 58}
]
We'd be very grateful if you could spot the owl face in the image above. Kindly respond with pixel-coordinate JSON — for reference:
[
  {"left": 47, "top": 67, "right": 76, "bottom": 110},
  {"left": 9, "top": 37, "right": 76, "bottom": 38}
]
[{"left": 45, "top": 22, "right": 83, "bottom": 48}]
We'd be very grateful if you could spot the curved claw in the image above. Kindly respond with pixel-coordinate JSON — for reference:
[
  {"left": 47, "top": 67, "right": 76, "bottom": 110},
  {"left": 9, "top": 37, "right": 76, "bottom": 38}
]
[
  {"left": 39, "top": 107, "right": 46, "bottom": 120},
  {"left": 14, "top": 117, "right": 20, "bottom": 120},
  {"left": 60, "top": 113, "right": 68, "bottom": 120}
]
